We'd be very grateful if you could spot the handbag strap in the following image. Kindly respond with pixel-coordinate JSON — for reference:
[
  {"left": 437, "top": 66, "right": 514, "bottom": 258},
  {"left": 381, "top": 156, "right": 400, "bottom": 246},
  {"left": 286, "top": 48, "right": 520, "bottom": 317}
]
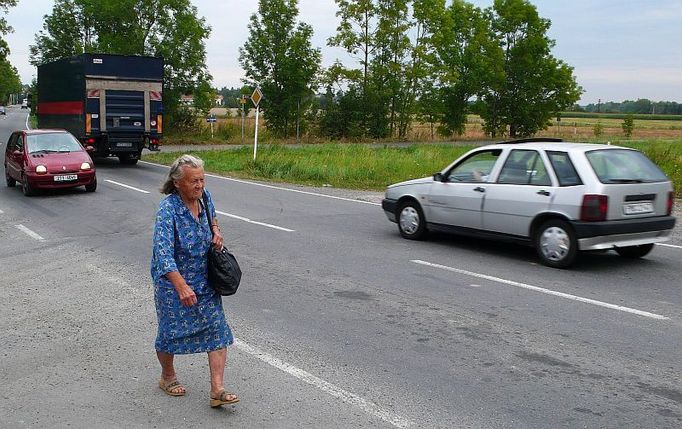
[{"left": 202, "top": 190, "right": 215, "bottom": 238}]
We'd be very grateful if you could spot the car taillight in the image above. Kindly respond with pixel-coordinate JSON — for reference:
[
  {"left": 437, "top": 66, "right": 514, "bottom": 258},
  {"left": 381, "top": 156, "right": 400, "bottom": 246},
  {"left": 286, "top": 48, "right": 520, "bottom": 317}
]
[
  {"left": 87, "top": 138, "right": 96, "bottom": 144},
  {"left": 668, "top": 192, "right": 674, "bottom": 216},
  {"left": 581, "top": 194, "right": 608, "bottom": 221}
]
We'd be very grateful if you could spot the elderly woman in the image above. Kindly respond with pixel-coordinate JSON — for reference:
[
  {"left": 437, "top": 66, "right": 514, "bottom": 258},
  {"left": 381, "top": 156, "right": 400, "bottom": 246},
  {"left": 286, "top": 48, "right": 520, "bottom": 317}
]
[{"left": 151, "top": 154, "right": 239, "bottom": 407}]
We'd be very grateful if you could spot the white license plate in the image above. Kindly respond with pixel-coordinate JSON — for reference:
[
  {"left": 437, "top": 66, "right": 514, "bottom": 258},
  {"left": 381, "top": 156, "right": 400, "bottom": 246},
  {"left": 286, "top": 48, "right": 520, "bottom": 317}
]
[
  {"left": 54, "top": 174, "right": 78, "bottom": 182},
  {"left": 623, "top": 202, "right": 654, "bottom": 215},
  {"left": 116, "top": 142, "right": 133, "bottom": 147}
]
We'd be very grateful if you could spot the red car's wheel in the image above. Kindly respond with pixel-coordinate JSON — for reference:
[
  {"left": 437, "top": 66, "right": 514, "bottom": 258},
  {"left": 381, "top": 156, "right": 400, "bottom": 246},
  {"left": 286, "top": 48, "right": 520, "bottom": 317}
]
[{"left": 21, "top": 176, "right": 35, "bottom": 196}]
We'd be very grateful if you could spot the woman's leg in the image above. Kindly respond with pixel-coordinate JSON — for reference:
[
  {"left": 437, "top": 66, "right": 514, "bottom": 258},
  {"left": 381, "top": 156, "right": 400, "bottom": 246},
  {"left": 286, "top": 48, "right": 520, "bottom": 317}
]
[
  {"left": 208, "top": 347, "right": 237, "bottom": 402},
  {"left": 207, "top": 347, "right": 227, "bottom": 395},
  {"left": 157, "top": 351, "right": 186, "bottom": 394}
]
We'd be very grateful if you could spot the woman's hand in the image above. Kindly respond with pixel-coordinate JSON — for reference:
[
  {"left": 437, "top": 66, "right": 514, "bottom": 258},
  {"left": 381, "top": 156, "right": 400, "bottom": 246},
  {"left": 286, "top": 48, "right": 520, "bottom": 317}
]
[
  {"left": 212, "top": 225, "right": 224, "bottom": 250},
  {"left": 177, "top": 284, "right": 197, "bottom": 307}
]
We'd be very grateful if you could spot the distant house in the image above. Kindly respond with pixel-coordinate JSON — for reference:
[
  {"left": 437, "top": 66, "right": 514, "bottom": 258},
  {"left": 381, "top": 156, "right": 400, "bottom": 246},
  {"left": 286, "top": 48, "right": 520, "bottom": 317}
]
[
  {"left": 180, "top": 94, "right": 194, "bottom": 105},
  {"left": 215, "top": 95, "right": 224, "bottom": 106}
]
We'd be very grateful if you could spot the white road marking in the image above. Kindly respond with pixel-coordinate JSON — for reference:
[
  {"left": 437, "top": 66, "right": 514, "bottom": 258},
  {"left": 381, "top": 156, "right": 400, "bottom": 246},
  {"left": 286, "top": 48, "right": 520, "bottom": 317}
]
[
  {"left": 0, "top": 208, "right": 4, "bottom": 214},
  {"left": 235, "top": 338, "right": 414, "bottom": 429},
  {"left": 25, "top": 112, "right": 31, "bottom": 130},
  {"left": 658, "top": 243, "right": 682, "bottom": 250},
  {"left": 15, "top": 224, "right": 45, "bottom": 241},
  {"left": 216, "top": 210, "right": 294, "bottom": 232},
  {"left": 105, "top": 179, "right": 151, "bottom": 194},
  {"left": 138, "top": 160, "right": 381, "bottom": 206},
  {"left": 101, "top": 177, "right": 294, "bottom": 231},
  {"left": 411, "top": 259, "right": 670, "bottom": 321}
]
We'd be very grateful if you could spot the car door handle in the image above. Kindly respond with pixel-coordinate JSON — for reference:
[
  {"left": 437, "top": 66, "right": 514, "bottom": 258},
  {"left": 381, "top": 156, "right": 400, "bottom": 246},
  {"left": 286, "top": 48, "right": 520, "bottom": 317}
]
[
  {"left": 537, "top": 190, "right": 550, "bottom": 196},
  {"left": 474, "top": 187, "right": 485, "bottom": 193}
]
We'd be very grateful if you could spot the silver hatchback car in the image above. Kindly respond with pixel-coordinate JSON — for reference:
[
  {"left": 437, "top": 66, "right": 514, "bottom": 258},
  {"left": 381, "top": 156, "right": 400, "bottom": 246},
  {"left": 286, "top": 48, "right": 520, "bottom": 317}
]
[{"left": 382, "top": 139, "right": 676, "bottom": 268}]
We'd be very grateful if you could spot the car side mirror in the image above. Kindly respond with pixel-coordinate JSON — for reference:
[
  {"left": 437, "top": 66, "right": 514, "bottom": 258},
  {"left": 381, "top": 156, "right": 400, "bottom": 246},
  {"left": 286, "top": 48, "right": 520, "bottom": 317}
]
[
  {"left": 85, "top": 146, "right": 95, "bottom": 153},
  {"left": 13, "top": 150, "right": 22, "bottom": 156},
  {"left": 433, "top": 172, "right": 444, "bottom": 182}
]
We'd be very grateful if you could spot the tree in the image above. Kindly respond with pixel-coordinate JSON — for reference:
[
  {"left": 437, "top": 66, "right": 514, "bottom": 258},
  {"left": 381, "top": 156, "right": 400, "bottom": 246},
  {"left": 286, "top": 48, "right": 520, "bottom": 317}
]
[
  {"left": 416, "top": 0, "right": 502, "bottom": 136},
  {"left": 329, "top": 0, "right": 377, "bottom": 99},
  {"left": 0, "top": 0, "right": 19, "bottom": 104},
  {"left": 30, "top": 0, "right": 212, "bottom": 129},
  {"left": 239, "top": 0, "right": 321, "bottom": 138},
  {"left": 0, "top": 58, "right": 20, "bottom": 104},
  {"left": 481, "top": 0, "right": 582, "bottom": 137}
]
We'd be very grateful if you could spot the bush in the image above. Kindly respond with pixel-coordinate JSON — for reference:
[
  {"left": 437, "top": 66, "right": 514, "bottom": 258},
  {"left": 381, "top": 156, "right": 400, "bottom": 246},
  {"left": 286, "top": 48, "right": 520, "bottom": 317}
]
[
  {"left": 593, "top": 122, "right": 604, "bottom": 137},
  {"left": 622, "top": 115, "right": 635, "bottom": 137}
]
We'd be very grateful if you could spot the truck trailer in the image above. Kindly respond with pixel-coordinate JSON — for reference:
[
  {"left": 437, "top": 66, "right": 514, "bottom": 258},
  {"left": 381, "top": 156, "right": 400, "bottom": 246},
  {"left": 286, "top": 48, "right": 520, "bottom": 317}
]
[{"left": 37, "top": 53, "right": 163, "bottom": 165}]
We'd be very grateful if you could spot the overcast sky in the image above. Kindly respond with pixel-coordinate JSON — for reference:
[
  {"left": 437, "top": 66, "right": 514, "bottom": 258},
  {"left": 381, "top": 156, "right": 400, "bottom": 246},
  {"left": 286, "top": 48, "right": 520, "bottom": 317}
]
[{"left": 4, "top": 0, "right": 682, "bottom": 105}]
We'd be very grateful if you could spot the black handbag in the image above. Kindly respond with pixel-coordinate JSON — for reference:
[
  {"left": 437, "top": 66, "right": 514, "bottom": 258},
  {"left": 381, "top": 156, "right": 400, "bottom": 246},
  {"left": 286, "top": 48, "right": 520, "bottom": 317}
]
[{"left": 203, "top": 192, "right": 241, "bottom": 296}]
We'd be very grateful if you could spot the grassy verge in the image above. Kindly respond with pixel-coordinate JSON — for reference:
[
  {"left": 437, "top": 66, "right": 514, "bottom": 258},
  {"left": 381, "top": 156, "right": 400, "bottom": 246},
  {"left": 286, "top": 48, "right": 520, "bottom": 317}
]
[
  {"left": 144, "top": 140, "right": 682, "bottom": 197},
  {"left": 144, "top": 144, "right": 475, "bottom": 191}
]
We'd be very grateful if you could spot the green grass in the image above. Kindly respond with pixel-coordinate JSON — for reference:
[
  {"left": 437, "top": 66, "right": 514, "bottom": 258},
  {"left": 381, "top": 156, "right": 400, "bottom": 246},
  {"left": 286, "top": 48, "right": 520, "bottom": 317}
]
[
  {"left": 143, "top": 140, "right": 682, "bottom": 197},
  {"left": 144, "top": 144, "right": 475, "bottom": 191}
]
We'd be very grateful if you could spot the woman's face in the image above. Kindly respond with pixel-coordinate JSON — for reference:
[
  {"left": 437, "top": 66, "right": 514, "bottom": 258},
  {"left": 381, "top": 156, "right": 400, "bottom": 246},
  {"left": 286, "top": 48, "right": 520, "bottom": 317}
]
[{"left": 174, "top": 166, "right": 205, "bottom": 201}]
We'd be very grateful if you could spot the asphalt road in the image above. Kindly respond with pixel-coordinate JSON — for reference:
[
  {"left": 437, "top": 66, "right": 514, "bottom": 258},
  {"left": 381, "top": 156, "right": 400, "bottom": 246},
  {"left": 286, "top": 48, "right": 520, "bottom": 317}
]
[{"left": 1, "top": 106, "right": 681, "bottom": 428}]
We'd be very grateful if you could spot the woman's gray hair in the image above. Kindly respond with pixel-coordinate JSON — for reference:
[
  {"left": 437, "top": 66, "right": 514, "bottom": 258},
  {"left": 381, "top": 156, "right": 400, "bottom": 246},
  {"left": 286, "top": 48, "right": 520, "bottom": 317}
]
[{"left": 160, "top": 154, "right": 205, "bottom": 194}]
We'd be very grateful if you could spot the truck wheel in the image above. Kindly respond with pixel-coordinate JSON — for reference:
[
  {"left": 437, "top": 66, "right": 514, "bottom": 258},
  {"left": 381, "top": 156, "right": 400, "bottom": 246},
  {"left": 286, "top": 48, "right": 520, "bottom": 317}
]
[
  {"left": 615, "top": 244, "right": 654, "bottom": 259},
  {"left": 535, "top": 219, "right": 577, "bottom": 268},
  {"left": 118, "top": 154, "right": 139, "bottom": 165}
]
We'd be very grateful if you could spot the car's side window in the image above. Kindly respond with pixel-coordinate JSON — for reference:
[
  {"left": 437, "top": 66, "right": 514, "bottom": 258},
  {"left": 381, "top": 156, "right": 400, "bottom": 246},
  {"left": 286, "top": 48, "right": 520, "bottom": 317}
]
[
  {"left": 547, "top": 151, "right": 583, "bottom": 186},
  {"left": 16, "top": 135, "right": 24, "bottom": 151},
  {"left": 498, "top": 150, "right": 550, "bottom": 186},
  {"left": 445, "top": 150, "right": 501, "bottom": 183}
]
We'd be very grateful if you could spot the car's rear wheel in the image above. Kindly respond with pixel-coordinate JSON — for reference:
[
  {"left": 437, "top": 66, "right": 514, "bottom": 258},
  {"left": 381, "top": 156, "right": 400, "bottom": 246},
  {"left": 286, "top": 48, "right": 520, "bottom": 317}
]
[
  {"left": 85, "top": 179, "right": 97, "bottom": 192},
  {"left": 535, "top": 219, "right": 577, "bottom": 268},
  {"left": 5, "top": 168, "right": 16, "bottom": 187},
  {"left": 398, "top": 200, "right": 427, "bottom": 240},
  {"left": 21, "top": 176, "right": 35, "bottom": 196},
  {"left": 615, "top": 243, "right": 654, "bottom": 259}
]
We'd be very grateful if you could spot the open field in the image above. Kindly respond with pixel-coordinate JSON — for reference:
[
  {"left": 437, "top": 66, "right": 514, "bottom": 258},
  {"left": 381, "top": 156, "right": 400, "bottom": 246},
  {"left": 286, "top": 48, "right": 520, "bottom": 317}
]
[{"left": 189, "top": 111, "right": 682, "bottom": 145}]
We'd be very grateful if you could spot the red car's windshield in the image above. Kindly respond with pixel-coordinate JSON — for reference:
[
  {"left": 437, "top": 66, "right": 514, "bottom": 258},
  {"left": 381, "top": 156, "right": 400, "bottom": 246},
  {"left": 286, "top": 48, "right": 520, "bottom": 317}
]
[{"left": 26, "top": 133, "right": 83, "bottom": 154}]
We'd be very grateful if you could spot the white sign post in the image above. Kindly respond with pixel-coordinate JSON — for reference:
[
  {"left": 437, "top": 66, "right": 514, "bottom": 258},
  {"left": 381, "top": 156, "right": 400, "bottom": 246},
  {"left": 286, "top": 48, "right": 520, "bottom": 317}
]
[{"left": 251, "top": 87, "right": 263, "bottom": 161}]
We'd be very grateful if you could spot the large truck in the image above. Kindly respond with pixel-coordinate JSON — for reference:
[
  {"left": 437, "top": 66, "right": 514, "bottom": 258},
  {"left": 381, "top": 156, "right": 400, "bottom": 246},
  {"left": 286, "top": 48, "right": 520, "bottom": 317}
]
[{"left": 37, "top": 53, "right": 163, "bottom": 165}]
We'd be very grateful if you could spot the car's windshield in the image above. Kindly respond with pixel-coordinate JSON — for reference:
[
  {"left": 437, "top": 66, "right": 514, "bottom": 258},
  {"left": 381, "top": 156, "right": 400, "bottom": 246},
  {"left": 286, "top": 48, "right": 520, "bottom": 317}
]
[
  {"left": 26, "top": 133, "right": 83, "bottom": 154},
  {"left": 586, "top": 149, "right": 668, "bottom": 183}
]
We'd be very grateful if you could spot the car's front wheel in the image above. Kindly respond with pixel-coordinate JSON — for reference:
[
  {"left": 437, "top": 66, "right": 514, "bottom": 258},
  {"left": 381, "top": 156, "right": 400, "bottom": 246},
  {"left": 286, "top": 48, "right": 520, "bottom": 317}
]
[
  {"left": 535, "top": 219, "right": 577, "bottom": 268},
  {"left": 5, "top": 168, "right": 16, "bottom": 187},
  {"left": 615, "top": 243, "right": 654, "bottom": 259},
  {"left": 85, "top": 179, "right": 97, "bottom": 192},
  {"left": 21, "top": 176, "right": 35, "bottom": 196},
  {"left": 398, "top": 200, "right": 427, "bottom": 240}
]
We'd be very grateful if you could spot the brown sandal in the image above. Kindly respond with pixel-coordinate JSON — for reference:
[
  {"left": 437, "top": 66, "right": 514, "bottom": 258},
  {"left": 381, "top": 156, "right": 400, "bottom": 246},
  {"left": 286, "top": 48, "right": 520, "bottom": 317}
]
[
  {"left": 210, "top": 389, "right": 239, "bottom": 407},
  {"left": 159, "top": 378, "right": 186, "bottom": 396}
]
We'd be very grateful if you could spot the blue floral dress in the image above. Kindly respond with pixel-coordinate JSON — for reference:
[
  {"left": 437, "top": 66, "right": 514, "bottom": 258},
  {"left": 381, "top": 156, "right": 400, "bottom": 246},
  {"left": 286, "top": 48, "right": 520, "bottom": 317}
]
[{"left": 151, "top": 190, "right": 234, "bottom": 354}]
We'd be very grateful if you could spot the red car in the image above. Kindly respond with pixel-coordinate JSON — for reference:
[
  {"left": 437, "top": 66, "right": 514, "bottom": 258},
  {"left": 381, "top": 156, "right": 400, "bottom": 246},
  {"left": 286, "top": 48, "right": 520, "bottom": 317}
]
[{"left": 4, "top": 129, "right": 97, "bottom": 196}]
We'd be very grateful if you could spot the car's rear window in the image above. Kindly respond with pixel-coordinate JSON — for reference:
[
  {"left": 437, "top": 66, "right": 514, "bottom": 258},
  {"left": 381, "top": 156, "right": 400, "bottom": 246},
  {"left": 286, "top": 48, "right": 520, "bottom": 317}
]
[{"left": 585, "top": 149, "right": 668, "bottom": 184}]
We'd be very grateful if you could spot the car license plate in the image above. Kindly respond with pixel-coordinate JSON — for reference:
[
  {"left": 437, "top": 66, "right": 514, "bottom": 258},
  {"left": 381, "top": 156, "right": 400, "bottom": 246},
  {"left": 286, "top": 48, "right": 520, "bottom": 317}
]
[
  {"left": 623, "top": 202, "right": 654, "bottom": 215},
  {"left": 54, "top": 174, "right": 78, "bottom": 182},
  {"left": 116, "top": 142, "right": 133, "bottom": 147}
]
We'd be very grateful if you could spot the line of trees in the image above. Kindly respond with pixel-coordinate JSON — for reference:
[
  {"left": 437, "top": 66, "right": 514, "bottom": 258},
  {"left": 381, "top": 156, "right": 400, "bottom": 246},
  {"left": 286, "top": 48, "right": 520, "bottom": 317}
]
[
  {"left": 241, "top": 0, "right": 582, "bottom": 139},
  {"left": 580, "top": 99, "right": 682, "bottom": 116},
  {"left": 0, "top": 0, "right": 22, "bottom": 105}
]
